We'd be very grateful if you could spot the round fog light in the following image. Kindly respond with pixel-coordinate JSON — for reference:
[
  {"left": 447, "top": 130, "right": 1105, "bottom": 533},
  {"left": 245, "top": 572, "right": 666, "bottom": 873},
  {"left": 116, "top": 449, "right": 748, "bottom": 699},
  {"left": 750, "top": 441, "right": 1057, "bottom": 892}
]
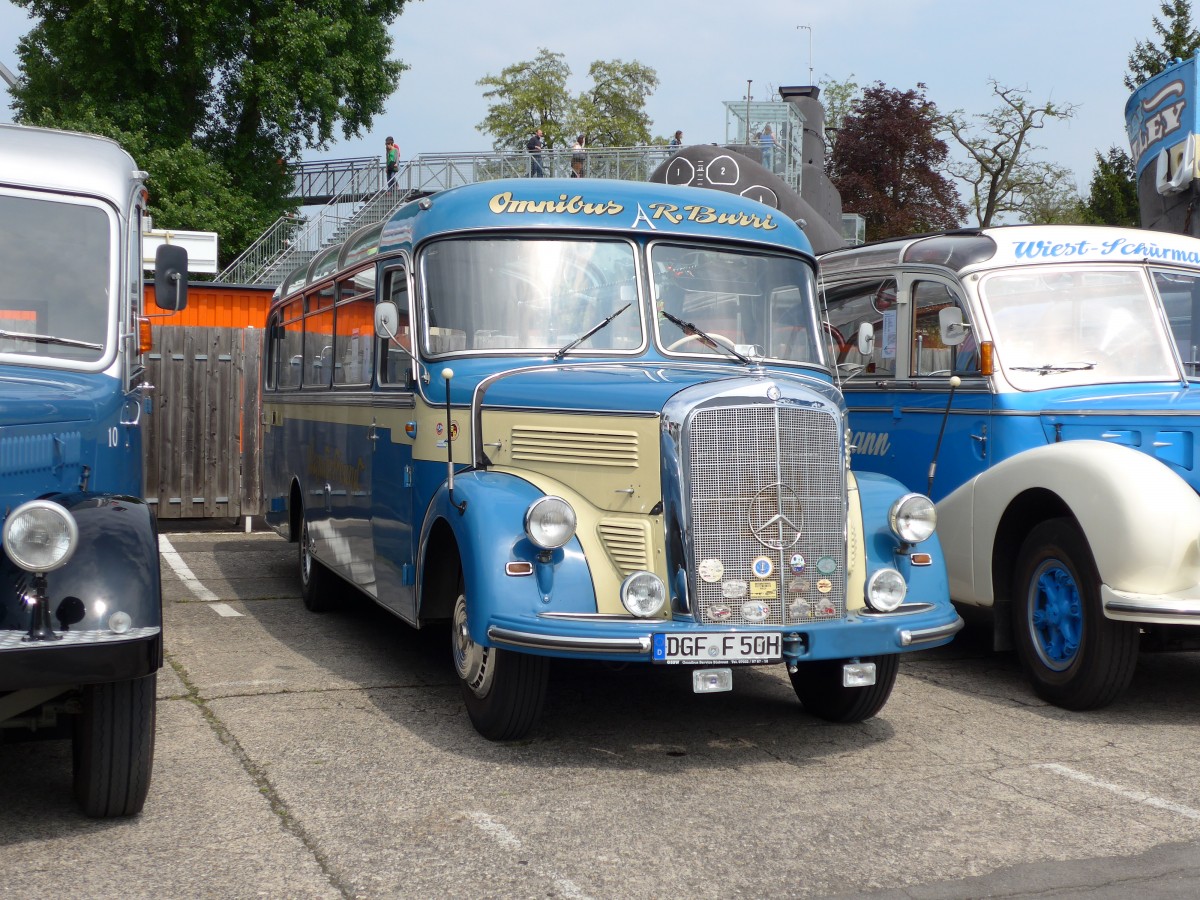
[
  {"left": 866, "top": 568, "right": 907, "bottom": 612},
  {"left": 524, "top": 496, "right": 577, "bottom": 549},
  {"left": 889, "top": 493, "right": 937, "bottom": 544},
  {"left": 620, "top": 571, "right": 667, "bottom": 618},
  {"left": 2, "top": 500, "right": 78, "bottom": 572},
  {"left": 108, "top": 611, "right": 133, "bottom": 634}
]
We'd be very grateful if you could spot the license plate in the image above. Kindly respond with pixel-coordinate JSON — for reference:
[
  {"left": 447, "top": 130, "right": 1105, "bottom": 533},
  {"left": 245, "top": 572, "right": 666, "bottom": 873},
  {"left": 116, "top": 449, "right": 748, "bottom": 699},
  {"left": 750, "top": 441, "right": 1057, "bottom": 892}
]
[{"left": 652, "top": 632, "right": 781, "bottom": 665}]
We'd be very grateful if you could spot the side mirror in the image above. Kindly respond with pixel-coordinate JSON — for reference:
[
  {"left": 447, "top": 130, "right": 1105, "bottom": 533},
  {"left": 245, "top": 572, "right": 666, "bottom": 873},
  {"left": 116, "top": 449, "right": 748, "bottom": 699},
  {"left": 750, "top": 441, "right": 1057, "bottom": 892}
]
[
  {"left": 153, "top": 244, "right": 189, "bottom": 311},
  {"left": 375, "top": 300, "right": 401, "bottom": 340},
  {"left": 939, "top": 306, "right": 969, "bottom": 346},
  {"left": 856, "top": 322, "right": 875, "bottom": 357}
]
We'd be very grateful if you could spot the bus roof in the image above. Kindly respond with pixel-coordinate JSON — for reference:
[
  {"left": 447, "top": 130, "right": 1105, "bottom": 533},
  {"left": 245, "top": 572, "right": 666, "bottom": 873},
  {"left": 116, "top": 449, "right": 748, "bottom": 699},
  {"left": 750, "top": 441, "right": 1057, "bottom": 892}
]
[
  {"left": 0, "top": 122, "right": 142, "bottom": 208},
  {"left": 819, "top": 224, "right": 1200, "bottom": 278},
  {"left": 378, "top": 178, "right": 812, "bottom": 257}
]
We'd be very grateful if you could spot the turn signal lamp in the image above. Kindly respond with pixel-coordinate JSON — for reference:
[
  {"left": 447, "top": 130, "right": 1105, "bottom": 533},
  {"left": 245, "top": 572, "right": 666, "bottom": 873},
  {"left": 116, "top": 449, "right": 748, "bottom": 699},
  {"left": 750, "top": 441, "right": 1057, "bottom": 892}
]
[
  {"left": 139, "top": 316, "right": 153, "bottom": 354},
  {"left": 980, "top": 341, "right": 995, "bottom": 376}
]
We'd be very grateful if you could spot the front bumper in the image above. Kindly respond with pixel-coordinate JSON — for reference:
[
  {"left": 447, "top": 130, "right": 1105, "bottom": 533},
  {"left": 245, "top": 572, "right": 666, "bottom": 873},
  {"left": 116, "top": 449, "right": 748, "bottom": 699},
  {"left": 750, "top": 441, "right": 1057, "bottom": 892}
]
[
  {"left": 486, "top": 602, "right": 964, "bottom": 663},
  {"left": 1103, "top": 585, "right": 1200, "bottom": 625},
  {"left": 0, "top": 627, "right": 162, "bottom": 692}
]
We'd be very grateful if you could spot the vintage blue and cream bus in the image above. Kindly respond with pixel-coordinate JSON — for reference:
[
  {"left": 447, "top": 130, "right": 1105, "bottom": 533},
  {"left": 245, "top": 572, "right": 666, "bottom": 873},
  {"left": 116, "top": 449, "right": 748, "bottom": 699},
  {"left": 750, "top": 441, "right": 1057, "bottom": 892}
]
[
  {"left": 0, "top": 124, "right": 187, "bottom": 815},
  {"left": 261, "top": 178, "right": 962, "bottom": 740}
]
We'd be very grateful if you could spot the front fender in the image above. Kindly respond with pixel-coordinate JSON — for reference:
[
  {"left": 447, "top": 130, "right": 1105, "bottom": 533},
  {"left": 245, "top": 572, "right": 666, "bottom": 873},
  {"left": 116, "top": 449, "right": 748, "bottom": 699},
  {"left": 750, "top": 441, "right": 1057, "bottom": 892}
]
[
  {"left": 418, "top": 470, "right": 599, "bottom": 646},
  {"left": 0, "top": 493, "right": 162, "bottom": 691},
  {"left": 938, "top": 440, "right": 1200, "bottom": 606},
  {"left": 852, "top": 471, "right": 952, "bottom": 610}
]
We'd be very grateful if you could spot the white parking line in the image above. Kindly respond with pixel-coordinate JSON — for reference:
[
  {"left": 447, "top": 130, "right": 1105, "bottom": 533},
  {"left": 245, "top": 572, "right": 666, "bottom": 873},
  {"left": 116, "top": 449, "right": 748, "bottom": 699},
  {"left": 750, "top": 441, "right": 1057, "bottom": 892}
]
[
  {"left": 158, "top": 535, "right": 222, "bottom": 604},
  {"left": 1038, "top": 763, "right": 1200, "bottom": 821},
  {"left": 467, "top": 812, "right": 590, "bottom": 899},
  {"left": 209, "top": 603, "right": 244, "bottom": 618}
]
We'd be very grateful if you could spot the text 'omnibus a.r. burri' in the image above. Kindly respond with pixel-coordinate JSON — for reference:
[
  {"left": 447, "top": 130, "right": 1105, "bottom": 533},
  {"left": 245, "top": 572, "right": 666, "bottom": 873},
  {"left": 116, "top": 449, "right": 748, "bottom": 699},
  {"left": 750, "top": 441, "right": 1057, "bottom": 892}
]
[{"left": 260, "top": 178, "right": 963, "bottom": 739}]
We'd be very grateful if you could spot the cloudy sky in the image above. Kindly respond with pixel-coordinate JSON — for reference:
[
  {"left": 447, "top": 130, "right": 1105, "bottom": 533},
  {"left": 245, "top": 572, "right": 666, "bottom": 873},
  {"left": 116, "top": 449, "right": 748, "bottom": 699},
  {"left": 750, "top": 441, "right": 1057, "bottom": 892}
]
[{"left": 0, "top": 0, "right": 1170, "bottom": 194}]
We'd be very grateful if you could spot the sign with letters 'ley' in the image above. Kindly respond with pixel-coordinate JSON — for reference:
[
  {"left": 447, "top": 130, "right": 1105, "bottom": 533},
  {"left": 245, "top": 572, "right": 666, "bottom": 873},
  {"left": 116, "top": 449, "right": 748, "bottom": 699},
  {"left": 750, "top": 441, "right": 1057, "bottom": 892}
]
[{"left": 1126, "top": 54, "right": 1199, "bottom": 176}]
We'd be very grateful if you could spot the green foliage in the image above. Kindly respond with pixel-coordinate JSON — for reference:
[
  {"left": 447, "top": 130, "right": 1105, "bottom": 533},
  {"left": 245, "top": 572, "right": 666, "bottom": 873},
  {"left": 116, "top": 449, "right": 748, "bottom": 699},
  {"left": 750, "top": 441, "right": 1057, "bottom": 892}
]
[
  {"left": 1080, "top": 147, "right": 1140, "bottom": 227},
  {"left": 11, "top": 0, "right": 410, "bottom": 264},
  {"left": 477, "top": 49, "right": 659, "bottom": 150},
  {"left": 1126, "top": 0, "right": 1200, "bottom": 90},
  {"left": 574, "top": 60, "right": 659, "bottom": 147},
  {"left": 477, "top": 49, "right": 574, "bottom": 151},
  {"left": 829, "top": 82, "right": 966, "bottom": 240},
  {"left": 946, "top": 81, "right": 1079, "bottom": 227},
  {"left": 817, "top": 75, "right": 861, "bottom": 166}
]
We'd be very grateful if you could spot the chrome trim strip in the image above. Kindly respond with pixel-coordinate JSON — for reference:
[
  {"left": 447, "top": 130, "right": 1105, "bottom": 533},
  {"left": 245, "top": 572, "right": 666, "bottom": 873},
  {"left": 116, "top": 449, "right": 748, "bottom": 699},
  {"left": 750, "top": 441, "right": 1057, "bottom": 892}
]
[
  {"left": 899, "top": 616, "right": 964, "bottom": 646},
  {"left": 0, "top": 626, "right": 161, "bottom": 651},
  {"left": 858, "top": 602, "right": 935, "bottom": 617},
  {"left": 1105, "top": 600, "right": 1200, "bottom": 619},
  {"left": 488, "top": 625, "right": 651, "bottom": 654},
  {"left": 538, "top": 612, "right": 646, "bottom": 622}
]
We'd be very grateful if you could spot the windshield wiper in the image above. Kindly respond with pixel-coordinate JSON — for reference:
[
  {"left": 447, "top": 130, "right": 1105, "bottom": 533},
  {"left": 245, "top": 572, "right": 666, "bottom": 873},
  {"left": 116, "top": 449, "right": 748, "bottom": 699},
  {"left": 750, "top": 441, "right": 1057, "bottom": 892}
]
[
  {"left": 553, "top": 302, "right": 632, "bottom": 360},
  {"left": 0, "top": 328, "right": 103, "bottom": 351},
  {"left": 1010, "top": 361, "right": 1097, "bottom": 375},
  {"left": 659, "top": 309, "right": 752, "bottom": 365}
]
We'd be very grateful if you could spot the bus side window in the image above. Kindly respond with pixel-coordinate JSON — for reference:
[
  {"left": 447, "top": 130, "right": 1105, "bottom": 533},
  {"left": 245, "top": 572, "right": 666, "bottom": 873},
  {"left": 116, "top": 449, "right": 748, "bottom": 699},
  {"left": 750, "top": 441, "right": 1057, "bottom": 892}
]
[
  {"left": 381, "top": 266, "right": 412, "bottom": 386},
  {"left": 912, "top": 281, "right": 976, "bottom": 376}
]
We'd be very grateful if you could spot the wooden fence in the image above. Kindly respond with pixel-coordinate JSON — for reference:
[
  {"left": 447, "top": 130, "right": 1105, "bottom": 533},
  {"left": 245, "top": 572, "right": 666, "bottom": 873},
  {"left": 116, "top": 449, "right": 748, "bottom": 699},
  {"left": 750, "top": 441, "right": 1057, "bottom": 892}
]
[{"left": 144, "top": 326, "right": 263, "bottom": 521}]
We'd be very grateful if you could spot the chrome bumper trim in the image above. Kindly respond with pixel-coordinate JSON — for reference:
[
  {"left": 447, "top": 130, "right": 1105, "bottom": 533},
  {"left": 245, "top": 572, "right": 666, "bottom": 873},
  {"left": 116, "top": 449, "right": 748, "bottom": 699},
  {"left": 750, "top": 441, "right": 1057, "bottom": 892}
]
[
  {"left": 0, "top": 626, "right": 161, "bottom": 651},
  {"left": 488, "top": 626, "right": 651, "bottom": 654},
  {"left": 900, "top": 616, "right": 964, "bottom": 647},
  {"left": 1102, "top": 585, "right": 1200, "bottom": 621},
  {"left": 859, "top": 602, "right": 935, "bottom": 618}
]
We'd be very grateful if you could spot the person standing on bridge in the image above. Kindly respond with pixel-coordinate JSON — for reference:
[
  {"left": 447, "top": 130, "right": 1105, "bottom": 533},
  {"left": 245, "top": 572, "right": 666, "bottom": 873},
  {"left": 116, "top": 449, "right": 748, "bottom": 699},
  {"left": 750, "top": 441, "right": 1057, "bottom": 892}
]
[
  {"left": 385, "top": 136, "right": 399, "bottom": 189},
  {"left": 527, "top": 128, "right": 545, "bottom": 177}
]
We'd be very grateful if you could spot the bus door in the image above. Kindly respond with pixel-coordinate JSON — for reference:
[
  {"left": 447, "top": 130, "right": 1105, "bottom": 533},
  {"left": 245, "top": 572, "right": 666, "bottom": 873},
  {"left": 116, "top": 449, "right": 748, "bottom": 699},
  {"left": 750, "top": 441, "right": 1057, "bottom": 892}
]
[
  {"left": 370, "top": 264, "right": 418, "bottom": 622},
  {"left": 826, "top": 273, "right": 992, "bottom": 501},
  {"left": 331, "top": 269, "right": 381, "bottom": 591}
]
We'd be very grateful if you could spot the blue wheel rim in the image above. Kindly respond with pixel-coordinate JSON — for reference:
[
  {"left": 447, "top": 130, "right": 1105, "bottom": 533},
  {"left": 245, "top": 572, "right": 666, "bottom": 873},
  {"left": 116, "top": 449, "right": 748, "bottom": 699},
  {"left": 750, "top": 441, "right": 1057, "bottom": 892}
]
[{"left": 1027, "top": 560, "right": 1082, "bottom": 671}]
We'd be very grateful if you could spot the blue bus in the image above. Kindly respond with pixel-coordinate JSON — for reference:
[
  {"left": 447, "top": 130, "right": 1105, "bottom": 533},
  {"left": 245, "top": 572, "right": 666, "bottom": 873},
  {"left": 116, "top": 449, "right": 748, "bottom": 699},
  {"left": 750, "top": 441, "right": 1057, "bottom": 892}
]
[
  {"left": 820, "top": 225, "right": 1200, "bottom": 710},
  {"left": 261, "top": 178, "right": 962, "bottom": 740},
  {"left": 0, "top": 124, "right": 187, "bottom": 816}
]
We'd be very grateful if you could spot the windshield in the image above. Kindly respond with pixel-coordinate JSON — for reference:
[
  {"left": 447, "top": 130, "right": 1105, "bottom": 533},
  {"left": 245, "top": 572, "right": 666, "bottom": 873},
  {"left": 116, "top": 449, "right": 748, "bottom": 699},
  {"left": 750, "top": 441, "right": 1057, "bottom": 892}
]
[
  {"left": 420, "top": 237, "right": 642, "bottom": 354},
  {"left": 650, "top": 243, "right": 823, "bottom": 365},
  {"left": 0, "top": 194, "right": 113, "bottom": 365},
  {"left": 979, "top": 266, "right": 1179, "bottom": 390}
]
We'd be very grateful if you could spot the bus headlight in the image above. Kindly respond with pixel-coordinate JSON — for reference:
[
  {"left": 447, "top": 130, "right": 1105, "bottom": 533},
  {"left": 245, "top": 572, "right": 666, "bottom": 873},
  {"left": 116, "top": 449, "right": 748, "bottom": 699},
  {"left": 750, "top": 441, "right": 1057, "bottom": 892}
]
[
  {"left": 3, "top": 500, "right": 79, "bottom": 573},
  {"left": 620, "top": 571, "right": 667, "bottom": 617},
  {"left": 524, "top": 496, "right": 577, "bottom": 550},
  {"left": 889, "top": 493, "right": 937, "bottom": 544},
  {"left": 866, "top": 568, "right": 907, "bottom": 612}
]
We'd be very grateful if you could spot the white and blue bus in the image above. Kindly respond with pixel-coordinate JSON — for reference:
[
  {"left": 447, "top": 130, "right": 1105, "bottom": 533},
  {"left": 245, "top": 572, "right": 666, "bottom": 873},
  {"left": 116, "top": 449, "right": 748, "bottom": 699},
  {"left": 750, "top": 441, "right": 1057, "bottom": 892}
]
[
  {"left": 261, "top": 178, "right": 962, "bottom": 740},
  {"left": 0, "top": 124, "right": 187, "bottom": 815}
]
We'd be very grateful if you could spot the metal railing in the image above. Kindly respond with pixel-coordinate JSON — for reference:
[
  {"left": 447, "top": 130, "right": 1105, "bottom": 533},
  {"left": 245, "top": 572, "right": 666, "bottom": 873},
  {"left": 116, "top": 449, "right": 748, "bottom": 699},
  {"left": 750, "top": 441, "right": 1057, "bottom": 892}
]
[{"left": 221, "top": 144, "right": 681, "bottom": 286}]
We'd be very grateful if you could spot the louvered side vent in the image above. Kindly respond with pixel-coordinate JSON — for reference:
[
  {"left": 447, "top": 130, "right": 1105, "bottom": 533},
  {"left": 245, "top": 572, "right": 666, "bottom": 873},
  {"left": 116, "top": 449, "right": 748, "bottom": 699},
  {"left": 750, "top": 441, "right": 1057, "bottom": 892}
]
[
  {"left": 510, "top": 426, "right": 638, "bottom": 467},
  {"left": 1, "top": 433, "right": 54, "bottom": 475},
  {"left": 598, "top": 517, "right": 652, "bottom": 575}
]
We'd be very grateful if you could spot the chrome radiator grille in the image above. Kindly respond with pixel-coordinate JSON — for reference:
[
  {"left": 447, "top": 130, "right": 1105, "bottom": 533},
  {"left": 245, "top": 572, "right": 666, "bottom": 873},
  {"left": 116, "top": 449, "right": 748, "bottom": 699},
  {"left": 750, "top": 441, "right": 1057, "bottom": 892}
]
[{"left": 687, "top": 404, "right": 845, "bottom": 626}]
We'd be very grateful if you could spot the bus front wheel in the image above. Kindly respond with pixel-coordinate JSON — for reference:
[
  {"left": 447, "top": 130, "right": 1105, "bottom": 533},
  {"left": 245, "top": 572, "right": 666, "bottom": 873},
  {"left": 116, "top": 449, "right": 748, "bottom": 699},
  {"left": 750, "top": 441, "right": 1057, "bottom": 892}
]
[
  {"left": 788, "top": 653, "right": 898, "bottom": 722},
  {"left": 299, "top": 518, "right": 336, "bottom": 612},
  {"left": 1012, "top": 518, "right": 1138, "bottom": 710},
  {"left": 73, "top": 674, "right": 156, "bottom": 817},
  {"left": 452, "top": 593, "right": 548, "bottom": 740}
]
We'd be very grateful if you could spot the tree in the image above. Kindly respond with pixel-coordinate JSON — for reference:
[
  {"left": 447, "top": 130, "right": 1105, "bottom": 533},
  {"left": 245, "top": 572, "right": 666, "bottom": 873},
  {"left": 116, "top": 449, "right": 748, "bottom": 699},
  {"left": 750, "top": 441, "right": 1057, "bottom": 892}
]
[
  {"left": 946, "top": 81, "right": 1079, "bottom": 227},
  {"left": 829, "top": 82, "right": 965, "bottom": 240},
  {"left": 1126, "top": 0, "right": 1200, "bottom": 90},
  {"left": 817, "top": 75, "right": 861, "bottom": 167},
  {"left": 11, "top": 0, "right": 410, "bottom": 263},
  {"left": 1080, "top": 147, "right": 1141, "bottom": 227},
  {"left": 573, "top": 60, "right": 659, "bottom": 147},
  {"left": 477, "top": 49, "right": 658, "bottom": 150},
  {"left": 477, "top": 49, "right": 575, "bottom": 151}
]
